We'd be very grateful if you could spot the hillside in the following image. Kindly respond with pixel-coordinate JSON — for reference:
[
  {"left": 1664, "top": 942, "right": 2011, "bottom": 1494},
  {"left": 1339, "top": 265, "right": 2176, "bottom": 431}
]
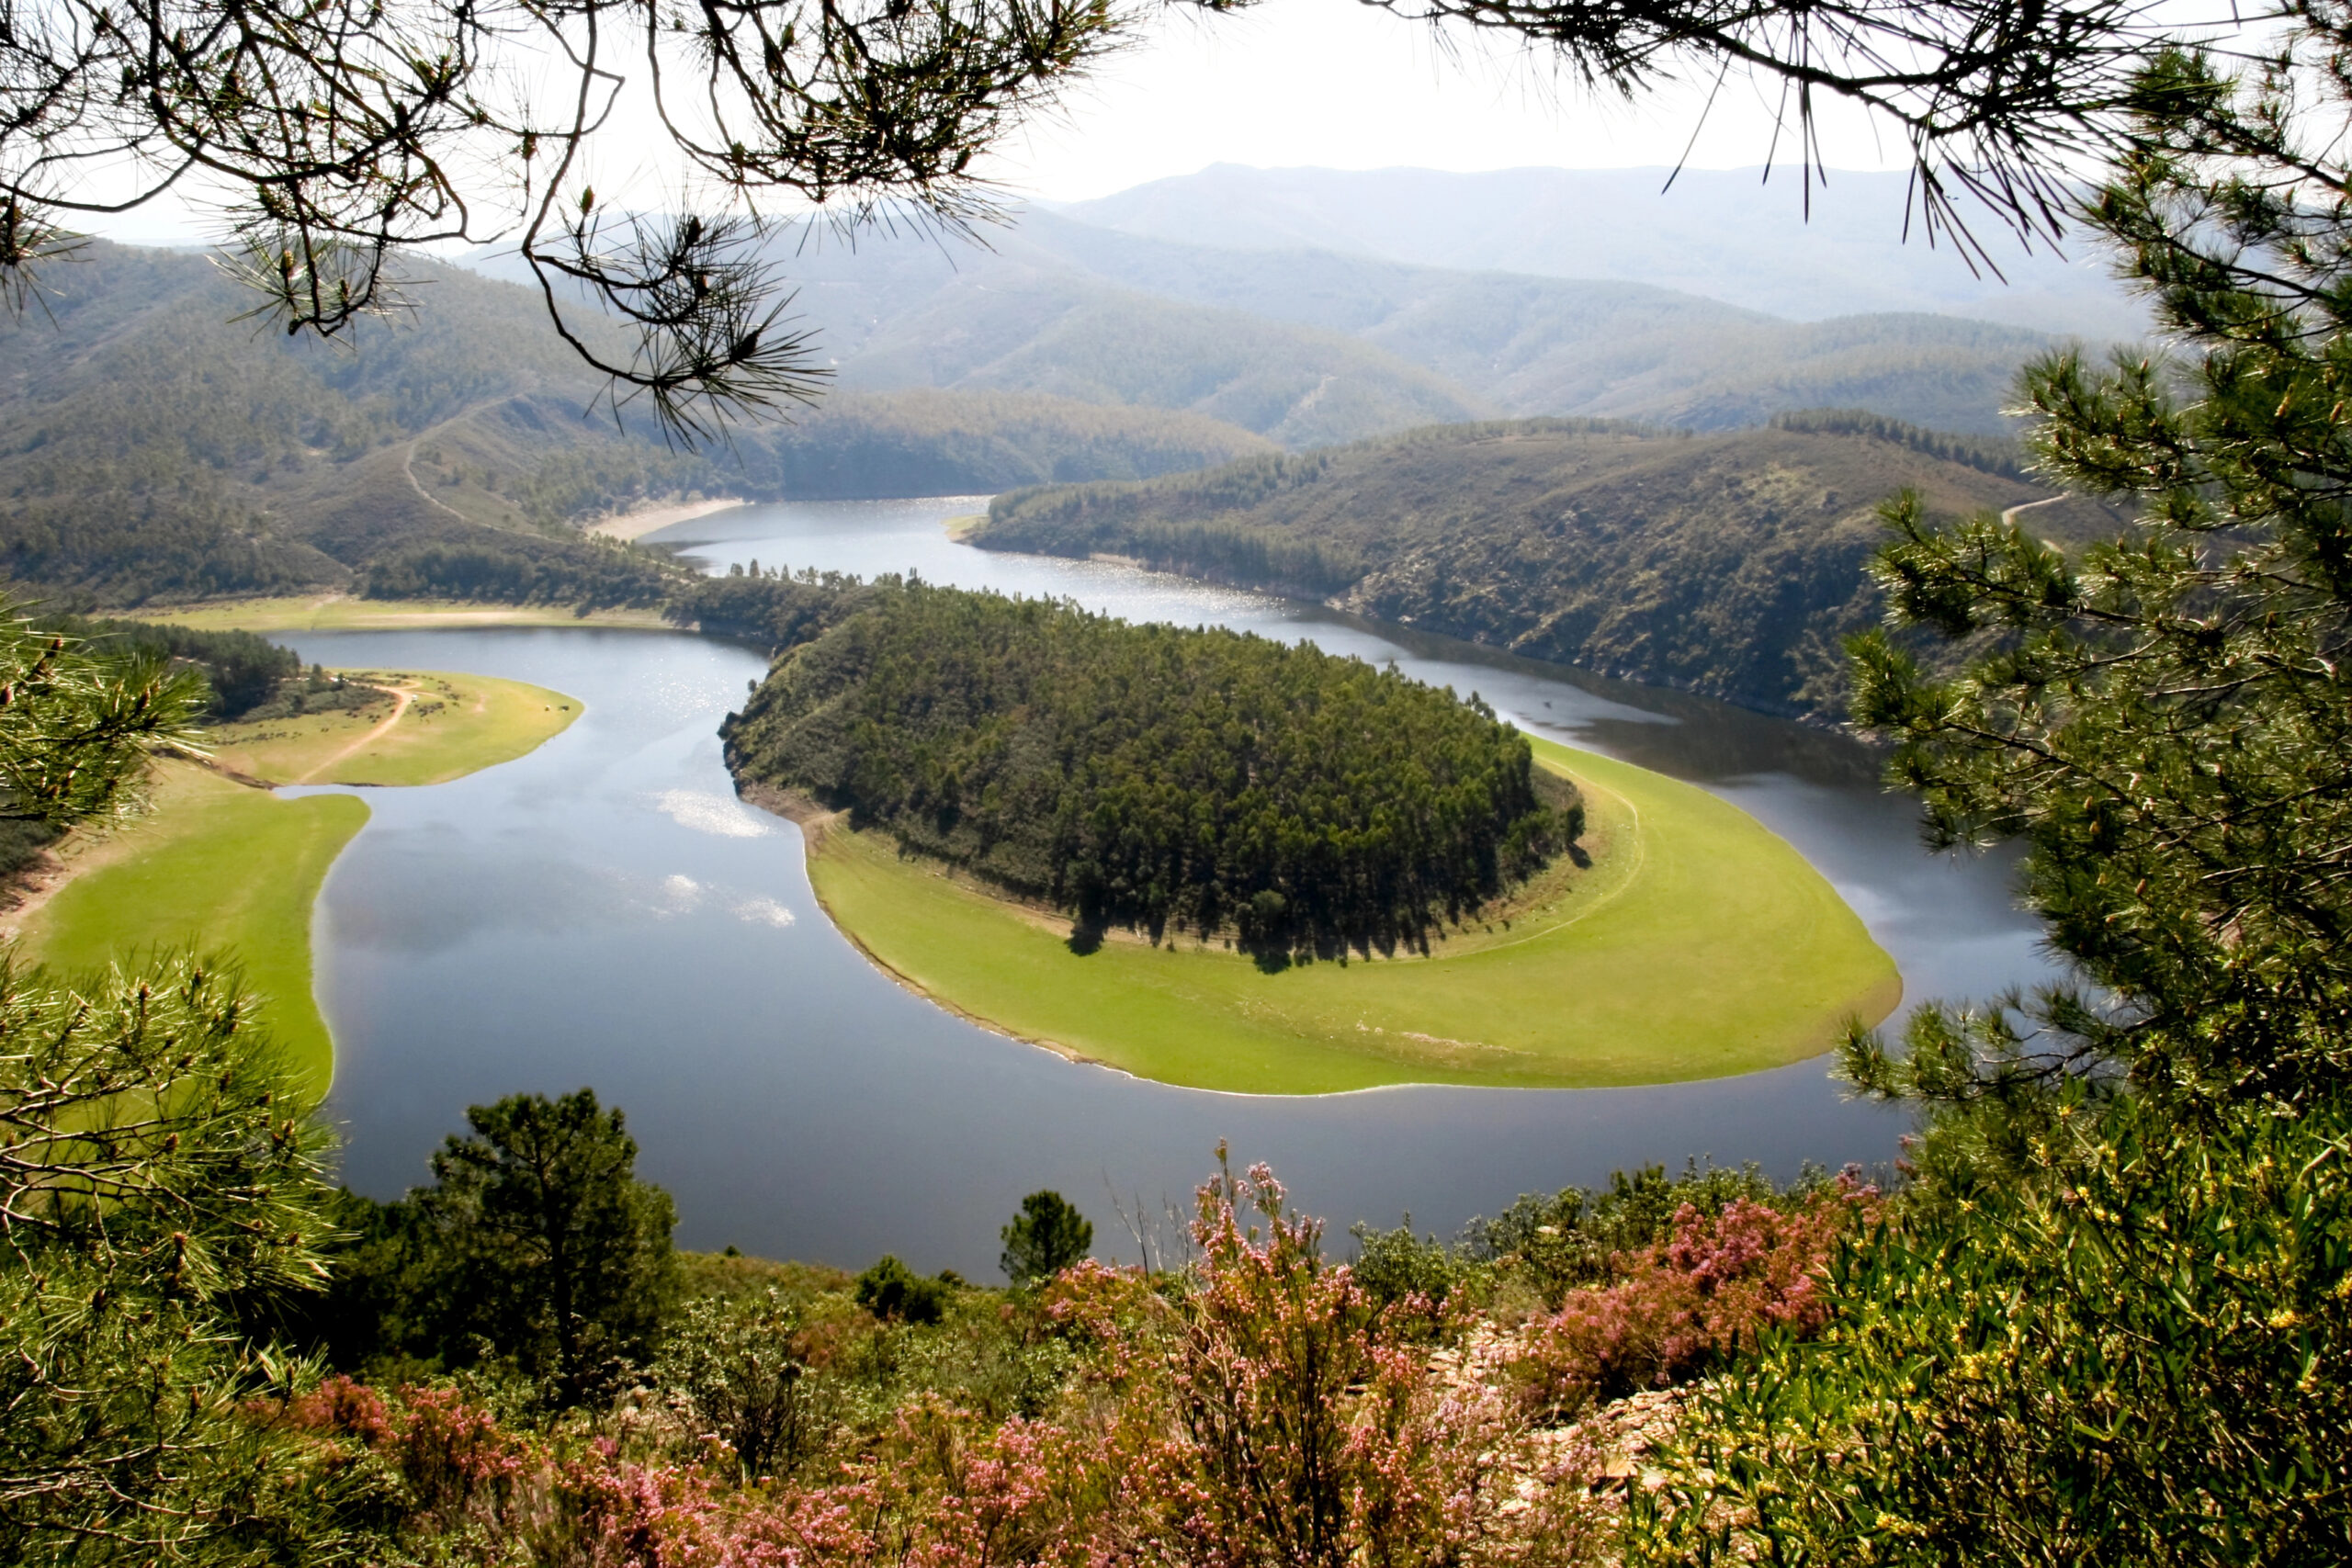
[
  {"left": 471, "top": 226, "right": 1503, "bottom": 448},
  {"left": 708, "top": 211, "right": 2083, "bottom": 438},
  {"left": 0, "top": 244, "right": 1273, "bottom": 605},
  {"left": 975, "top": 412, "right": 2125, "bottom": 723},
  {"left": 834, "top": 266, "right": 1496, "bottom": 449},
  {"left": 0, "top": 243, "right": 689, "bottom": 605}
]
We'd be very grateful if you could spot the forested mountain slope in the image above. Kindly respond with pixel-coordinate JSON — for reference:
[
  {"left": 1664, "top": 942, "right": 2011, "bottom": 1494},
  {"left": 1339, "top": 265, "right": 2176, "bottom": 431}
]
[
  {"left": 977, "top": 412, "right": 2125, "bottom": 723},
  {"left": 834, "top": 265, "right": 1498, "bottom": 448},
  {"left": 469, "top": 226, "right": 1500, "bottom": 448},
  {"left": 1004, "top": 212, "right": 2060, "bottom": 434},
  {"left": 0, "top": 243, "right": 660, "bottom": 604},
  {"left": 0, "top": 245, "right": 1272, "bottom": 604}
]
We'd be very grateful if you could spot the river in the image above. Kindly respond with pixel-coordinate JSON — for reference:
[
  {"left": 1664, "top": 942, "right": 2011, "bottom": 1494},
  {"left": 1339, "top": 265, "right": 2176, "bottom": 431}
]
[{"left": 289, "top": 496, "right": 2051, "bottom": 1276}]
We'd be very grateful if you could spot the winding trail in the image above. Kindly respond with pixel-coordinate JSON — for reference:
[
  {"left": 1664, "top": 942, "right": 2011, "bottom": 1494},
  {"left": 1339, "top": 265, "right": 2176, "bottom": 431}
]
[
  {"left": 296, "top": 684, "right": 415, "bottom": 784},
  {"left": 2002, "top": 494, "right": 2069, "bottom": 530},
  {"left": 402, "top": 440, "right": 473, "bottom": 524}
]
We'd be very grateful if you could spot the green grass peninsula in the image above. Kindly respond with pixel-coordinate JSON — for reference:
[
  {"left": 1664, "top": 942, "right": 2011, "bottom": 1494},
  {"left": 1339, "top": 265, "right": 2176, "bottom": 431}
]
[
  {"left": 722, "top": 582, "right": 1900, "bottom": 1089},
  {"left": 722, "top": 581, "right": 1580, "bottom": 964},
  {"left": 9, "top": 667, "right": 581, "bottom": 1093}
]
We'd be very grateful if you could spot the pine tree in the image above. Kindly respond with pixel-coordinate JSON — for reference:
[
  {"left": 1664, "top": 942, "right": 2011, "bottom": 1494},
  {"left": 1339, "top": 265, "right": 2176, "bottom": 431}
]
[
  {"left": 1845, "top": 29, "right": 2352, "bottom": 1138},
  {"left": 1000, "top": 1190, "right": 1093, "bottom": 1286}
]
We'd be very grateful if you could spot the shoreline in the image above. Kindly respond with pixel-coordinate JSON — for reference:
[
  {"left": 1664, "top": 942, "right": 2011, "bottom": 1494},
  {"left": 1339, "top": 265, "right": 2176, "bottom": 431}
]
[
  {"left": 6, "top": 670, "right": 585, "bottom": 1089},
  {"left": 589, "top": 495, "right": 751, "bottom": 542},
  {"left": 127, "top": 594, "right": 675, "bottom": 634},
  {"left": 729, "top": 746, "right": 1890, "bottom": 1094},
  {"left": 734, "top": 781, "right": 1116, "bottom": 1077}
]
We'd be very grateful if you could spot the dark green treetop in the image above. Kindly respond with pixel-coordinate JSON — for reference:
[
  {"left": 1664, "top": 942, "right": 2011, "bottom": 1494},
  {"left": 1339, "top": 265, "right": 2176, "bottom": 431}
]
[
  {"left": 853, "top": 1255, "right": 954, "bottom": 1325},
  {"left": 415, "top": 1089, "right": 678, "bottom": 1404},
  {"left": 1001, "top": 1190, "right": 1093, "bottom": 1286}
]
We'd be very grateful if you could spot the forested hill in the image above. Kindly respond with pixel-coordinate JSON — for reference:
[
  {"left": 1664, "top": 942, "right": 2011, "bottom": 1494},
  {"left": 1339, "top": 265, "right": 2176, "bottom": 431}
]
[
  {"left": 0, "top": 242, "right": 677, "bottom": 606},
  {"left": 976, "top": 412, "right": 2126, "bottom": 724},
  {"left": 721, "top": 582, "right": 1580, "bottom": 962},
  {"left": 0, "top": 244, "right": 1271, "bottom": 606}
]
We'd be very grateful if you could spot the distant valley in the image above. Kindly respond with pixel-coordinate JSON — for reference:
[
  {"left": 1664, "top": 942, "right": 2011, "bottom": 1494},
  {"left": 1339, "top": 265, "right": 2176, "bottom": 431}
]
[{"left": 5, "top": 167, "right": 2141, "bottom": 726}]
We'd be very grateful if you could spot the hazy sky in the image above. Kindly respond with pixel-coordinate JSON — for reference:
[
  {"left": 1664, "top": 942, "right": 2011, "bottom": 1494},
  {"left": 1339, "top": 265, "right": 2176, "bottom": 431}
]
[
  {"left": 87, "top": 0, "right": 1920, "bottom": 246},
  {"left": 987, "top": 0, "right": 1911, "bottom": 201}
]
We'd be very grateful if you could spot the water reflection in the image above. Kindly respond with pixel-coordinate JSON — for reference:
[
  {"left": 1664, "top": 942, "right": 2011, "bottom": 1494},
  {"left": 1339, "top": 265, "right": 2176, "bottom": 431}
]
[{"left": 289, "top": 497, "right": 2048, "bottom": 1275}]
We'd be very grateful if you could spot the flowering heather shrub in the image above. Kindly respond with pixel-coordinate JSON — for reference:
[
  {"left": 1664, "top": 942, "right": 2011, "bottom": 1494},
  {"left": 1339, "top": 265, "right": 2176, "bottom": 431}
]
[
  {"left": 1154, "top": 1151, "right": 1526, "bottom": 1568},
  {"left": 263, "top": 1160, "right": 1675, "bottom": 1567},
  {"left": 282, "top": 1377, "right": 543, "bottom": 1557},
  {"left": 1512, "top": 1177, "right": 1877, "bottom": 1420},
  {"left": 1471, "top": 1161, "right": 1784, "bottom": 1304}
]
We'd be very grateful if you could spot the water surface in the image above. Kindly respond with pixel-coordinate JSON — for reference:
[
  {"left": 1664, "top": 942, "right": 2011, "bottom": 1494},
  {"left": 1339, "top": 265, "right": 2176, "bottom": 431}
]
[{"left": 295, "top": 498, "right": 2049, "bottom": 1275}]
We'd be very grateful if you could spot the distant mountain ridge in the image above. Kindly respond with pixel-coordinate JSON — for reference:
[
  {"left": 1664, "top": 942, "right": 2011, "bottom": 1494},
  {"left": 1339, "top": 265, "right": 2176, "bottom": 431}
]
[
  {"left": 998, "top": 212, "right": 2063, "bottom": 435},
  {"left": 707, "top": 208, "right": 2090, "bottom": 437},
  {"left": 457, "top": 178, "right": 2121, "bottom": 447},
  {"left": 1053, "top": 164, "right": 2150, "bottom": 343}
]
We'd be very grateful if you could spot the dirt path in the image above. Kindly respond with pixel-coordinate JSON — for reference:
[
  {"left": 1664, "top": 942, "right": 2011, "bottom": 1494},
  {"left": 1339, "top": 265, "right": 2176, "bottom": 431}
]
[
  {"left": 2001, "top": 494, "right": 2069, "bottom": 530},
  {"left": 402, "top": 441, "right": 473, "bottom": 524},
  {"left": 297, "top": 685, "right": 414, "bottom": 784}
]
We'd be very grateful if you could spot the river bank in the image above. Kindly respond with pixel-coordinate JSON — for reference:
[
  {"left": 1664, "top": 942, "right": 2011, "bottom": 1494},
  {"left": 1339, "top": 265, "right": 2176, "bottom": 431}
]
[
  {"left": 130, "top": 594, "right": 676, "bottom": 635},
  {"left": 589, "top": 495, "right": 749, "bottom": 541},
  {"left": 779, "top": 738, "right": 1900, "bottom": 1094},
  {"left": 4, "top": 668, "right": 582, "bottom": 1092}
]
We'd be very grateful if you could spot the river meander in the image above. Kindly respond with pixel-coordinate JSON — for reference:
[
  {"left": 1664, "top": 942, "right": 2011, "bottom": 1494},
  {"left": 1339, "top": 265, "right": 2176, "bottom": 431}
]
[{"left": 292, "top": 497, "right": 2052, "bottom": 1276}]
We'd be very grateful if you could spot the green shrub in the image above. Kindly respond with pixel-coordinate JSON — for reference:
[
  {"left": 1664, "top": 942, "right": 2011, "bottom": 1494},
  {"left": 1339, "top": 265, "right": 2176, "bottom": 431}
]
[
  {"left": 1346, "top": 1219, "right": 1462, "bottom": 1306},
  {"left": 1000, "top": 1190, "right": 1093, "bottom": 1287},
  {"left": 1634, "top": 1095, "right": 2352, "bottom": 1565},
  {"left": 853, "top": 1256, "right": 954, "bottom": 1325}
]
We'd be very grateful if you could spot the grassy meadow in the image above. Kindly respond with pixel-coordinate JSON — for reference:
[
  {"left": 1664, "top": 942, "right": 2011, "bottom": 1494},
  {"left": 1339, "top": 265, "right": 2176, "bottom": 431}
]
[
  {"left": 208, "top": 669, "right": 581, "bottom": 786},
  {"left": 805, "top": 737, "right": 1901, "bottom": 1093},
  {"left": 7, "top": 764, "right": 367, "bottom": 1092}
]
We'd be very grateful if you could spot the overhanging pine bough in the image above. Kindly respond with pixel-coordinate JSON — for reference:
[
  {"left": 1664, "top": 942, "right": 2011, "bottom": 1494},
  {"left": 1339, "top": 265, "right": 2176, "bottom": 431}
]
[
  {"left": 1841, "top": 24, "right": 2352, "bottom": 1126},
  {"left": 4, "top": 0, "right": 2178, "bottom": 440}
]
